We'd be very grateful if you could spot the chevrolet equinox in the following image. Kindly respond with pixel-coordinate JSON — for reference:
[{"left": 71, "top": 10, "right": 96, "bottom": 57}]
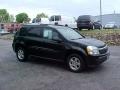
[{"left": 12, "top": 24, "right": 110, "bottom": 72}]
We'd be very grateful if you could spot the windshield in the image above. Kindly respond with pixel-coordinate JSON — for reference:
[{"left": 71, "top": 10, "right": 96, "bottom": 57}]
[{"left": 57, "top": 27, "right": 83, "bottom": 40}]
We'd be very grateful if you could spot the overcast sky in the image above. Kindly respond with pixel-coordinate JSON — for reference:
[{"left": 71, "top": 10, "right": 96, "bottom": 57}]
[{"left": 0, "top": 0, "right": 120, "bottom": 19}]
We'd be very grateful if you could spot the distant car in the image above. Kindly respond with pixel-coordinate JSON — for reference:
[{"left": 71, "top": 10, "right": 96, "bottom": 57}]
[
  {"left": 49, "top": 15, "right": 77, "bottom": 29},
  {"left": 93, "top": 22, "right": 102, "bottom": 30},
  {"left": 104, "top": 23, "right": 117, "bottom": 29},
  {"left": 32, "top": 18, "right": 49, "bottom": 24},
  {"left": 77, "top": 15, "right": 95, "bottom": 30}
]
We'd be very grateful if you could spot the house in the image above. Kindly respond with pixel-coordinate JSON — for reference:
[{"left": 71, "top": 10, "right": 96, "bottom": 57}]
[
  {"left": 94, "top": 14, "right": 120, "bottom": 27},
  {"left": 0, "top": 23, "right": 22, "bottom": 33}
]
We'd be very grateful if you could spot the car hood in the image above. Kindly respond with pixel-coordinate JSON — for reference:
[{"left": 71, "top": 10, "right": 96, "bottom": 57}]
[{"left": 71, "top": 38, "right": 106, "bottom": 48}]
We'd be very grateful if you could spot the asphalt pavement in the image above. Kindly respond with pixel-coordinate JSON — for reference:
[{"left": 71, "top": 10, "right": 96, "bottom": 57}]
[{"left": 0, "top": 39, "right": 120, "bottom": 90}]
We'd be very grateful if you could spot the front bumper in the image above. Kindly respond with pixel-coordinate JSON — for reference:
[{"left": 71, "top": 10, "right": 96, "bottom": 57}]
[{"left": 86, "top": 52, "right": 110, "bottom": 67}]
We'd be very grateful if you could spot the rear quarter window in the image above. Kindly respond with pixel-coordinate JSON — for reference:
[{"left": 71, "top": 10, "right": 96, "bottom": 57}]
[
  {"left": 19, "top": 27, "right": 28, "bottom": 36},
  {"left": 27, "top": 27, "right": 42, "bottom": 38}
]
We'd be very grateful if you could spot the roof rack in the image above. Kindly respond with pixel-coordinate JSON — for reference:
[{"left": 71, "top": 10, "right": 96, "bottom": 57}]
[{"left": 23, "top": 23, "right": 67, "bottom": 28}]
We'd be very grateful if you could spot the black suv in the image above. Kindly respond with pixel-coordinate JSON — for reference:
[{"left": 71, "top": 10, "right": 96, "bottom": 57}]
[
  {"left": 12, "top": 24, "right": 110, "bottom": 72},
  {"left": 77, "top": 15, "right": 95, "bottom": 30}
]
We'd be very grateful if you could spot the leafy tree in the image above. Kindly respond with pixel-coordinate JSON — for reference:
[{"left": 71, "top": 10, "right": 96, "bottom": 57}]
[
  {"left": 0, "top": 9, "right": 9, "bottom": 23},
  {"left": 16, "top": 13, "right": 29, "bottom": 23},
  {"left": 36, "top": 13, "right": 48, "bottom": 19},
  {"left": 8, "top": 15, "right": 15, "bottom": 22}
]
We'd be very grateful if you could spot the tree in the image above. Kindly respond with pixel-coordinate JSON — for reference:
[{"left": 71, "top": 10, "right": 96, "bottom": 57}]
[
  {"left": 36, "top": 13, "right": 48, "bottom": 19},
  {"left": 8, "top": 15, "right": 15, "bottom": 22},
  {"left": 0, "top": 9, "right": 9, "bottom": 23},
  {"left": 16, "top": 13, "right": 29, "bottom": 23}
]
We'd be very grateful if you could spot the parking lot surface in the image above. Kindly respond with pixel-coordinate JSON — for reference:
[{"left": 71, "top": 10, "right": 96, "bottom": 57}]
[{"left": 0, "top": 39, "right": 120, "bottom": 90}]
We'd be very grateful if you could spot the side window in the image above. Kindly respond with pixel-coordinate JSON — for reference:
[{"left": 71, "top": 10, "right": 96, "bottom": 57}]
[
  {"left": 43, "top": 29, "right": 52, "bottom": 39},
  {"left": 43, "top": 28, "right": 60, "bottom": 40},
  {"left": 1, "top": 24, "right": 4, "bottom": 29},
  {"left": 52, "top": 31, "right": 60, "bottom": 40},
  {"left": 49, "top": 16, "right": 54, "bottom": 21},
  {"left": 28, "top": 27, "right": 42, "bottom": 37},
  {"left": 55, "top": 16, "right": 61, "bottom": 21}
]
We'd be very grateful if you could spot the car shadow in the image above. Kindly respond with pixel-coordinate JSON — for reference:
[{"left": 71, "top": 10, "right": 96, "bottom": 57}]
[
  {"left": 27, "top": 56, "right": 107, "bottom": 73},
  {"left": 28, "top": 56, "right": 67, "bottom": 71},
  {"left": 83, "top": 64, "right": 107, "bottom": 74}
]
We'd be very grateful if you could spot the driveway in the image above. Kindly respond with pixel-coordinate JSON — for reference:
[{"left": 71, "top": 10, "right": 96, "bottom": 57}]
[{"left": 0, "top": 39, "right": 120, "bottom": 90}]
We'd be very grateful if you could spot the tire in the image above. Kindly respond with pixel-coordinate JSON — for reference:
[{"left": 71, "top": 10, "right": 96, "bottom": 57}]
[
  {"left": 78, "top": 28, "right": 82, "bottom": 31},
  {"left": 88, "top": 28, "right": 91, "bottom": 30},
  {"left": 55, "top": 22, "right": 58, "bottom": 25},
  {"left": 65, "top": 24, "right": 68, "bottom": 27},
  {"left": 16, "top": 47, "right": 28, "bottom": 62},
  {"left": 67, "top": 54, "right": 85, "bottom": 73},
  {"left": 99, "top": 26, "right": 102, "bottom": 30}
]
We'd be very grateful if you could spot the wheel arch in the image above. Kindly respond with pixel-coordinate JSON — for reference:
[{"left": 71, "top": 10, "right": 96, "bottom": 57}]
[
  {"left": 65, "top": 50, "right": 87, "bottom": 64},
  {"left": 15, "top": 43, "right": 26, "bottom": 52}
]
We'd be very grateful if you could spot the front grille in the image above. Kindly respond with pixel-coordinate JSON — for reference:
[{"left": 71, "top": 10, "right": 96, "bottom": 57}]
[{"left": 99, "top": 46, "right": 108, "bottom": 54}]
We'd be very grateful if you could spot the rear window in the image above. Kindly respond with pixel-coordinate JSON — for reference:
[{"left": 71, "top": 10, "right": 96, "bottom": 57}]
[
  {"left": 77, "top": 16, "right": 91, "bottom": 21},
  {"left": 1, "top": 24, "right": 4, "bottom": 29},
  {"left": 27, "top": 27, "right": 42, "bottom": 37},
  {"left": 49, "top": 16, "right": 54, "bottom": 21},
  {"left": 49, "top": 15, "right": 61, "bottom": 21},
  {"left": 55, "top": 16, "right": 61, "bottom": 21}
]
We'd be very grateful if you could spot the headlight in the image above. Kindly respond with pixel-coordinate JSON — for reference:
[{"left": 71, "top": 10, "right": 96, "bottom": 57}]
[{"left": 87, "top": 46, "right": 99, "bottom": 55}]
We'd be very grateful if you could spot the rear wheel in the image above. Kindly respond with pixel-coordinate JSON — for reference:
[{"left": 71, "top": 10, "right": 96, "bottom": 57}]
[
  {"left": 16, "top": 47, "right": 28, "bottom": 62},
  {"left": 78, "top": 28, "right": 82, "bottom": 31},
  {"left": 67, "top": 54, "right": 85, "bottom": 73},
  {"left": 65, "top": 24, "right": 68, "bottom": 27}
]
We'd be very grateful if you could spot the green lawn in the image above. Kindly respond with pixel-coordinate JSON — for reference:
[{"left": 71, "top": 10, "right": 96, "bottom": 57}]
[{"left": 80, "top": 29, "right": 120, "bottom": 46}]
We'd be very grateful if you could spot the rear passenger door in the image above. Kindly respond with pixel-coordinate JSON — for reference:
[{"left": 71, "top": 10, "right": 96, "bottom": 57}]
[{"left": 26, "top": 27, "right": 43, "bottom": 55}]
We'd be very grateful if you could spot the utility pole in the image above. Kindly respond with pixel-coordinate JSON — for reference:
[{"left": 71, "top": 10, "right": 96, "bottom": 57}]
[{"left": 100, "top": 0, "right": 102, "bottom": 27}]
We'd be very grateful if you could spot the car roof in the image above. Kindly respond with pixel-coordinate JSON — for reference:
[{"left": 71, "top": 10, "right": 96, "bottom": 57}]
[{"left": 22, "top": 23, "right": 67, "bottom": 29}]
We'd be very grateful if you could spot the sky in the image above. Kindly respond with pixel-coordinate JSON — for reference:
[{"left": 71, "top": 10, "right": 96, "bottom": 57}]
[{"left": 0, "top": 0, "right": 120, "bottom": 19}]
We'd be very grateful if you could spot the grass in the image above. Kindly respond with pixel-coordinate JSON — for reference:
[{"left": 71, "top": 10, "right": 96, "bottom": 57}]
[
  {"left": 0, "top": 34, "right": 14, "bottom": 40},
  {"left": 80, "top": 29, "right": 120, "bottom": 46}
]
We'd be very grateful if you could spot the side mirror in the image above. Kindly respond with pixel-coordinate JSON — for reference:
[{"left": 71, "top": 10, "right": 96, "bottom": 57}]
[{"left": 53, "top": 37, "right": 63, "bottom": 43}]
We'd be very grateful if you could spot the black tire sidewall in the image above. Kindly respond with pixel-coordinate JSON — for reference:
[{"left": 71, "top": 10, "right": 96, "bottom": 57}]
[{"left": 67, "top": 54, "right": 85, "bottom": 73}]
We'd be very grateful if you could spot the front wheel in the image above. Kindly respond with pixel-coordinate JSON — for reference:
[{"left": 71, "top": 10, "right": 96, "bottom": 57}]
[
  {"left": 67, "top": 54, "right": 85, "bottom": 73},
  {"left": 16, "top": 47, "right": 28, "bottom": 62},
  {"left": 99, "top": 26, "right": 102, "bottom": 30}
]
